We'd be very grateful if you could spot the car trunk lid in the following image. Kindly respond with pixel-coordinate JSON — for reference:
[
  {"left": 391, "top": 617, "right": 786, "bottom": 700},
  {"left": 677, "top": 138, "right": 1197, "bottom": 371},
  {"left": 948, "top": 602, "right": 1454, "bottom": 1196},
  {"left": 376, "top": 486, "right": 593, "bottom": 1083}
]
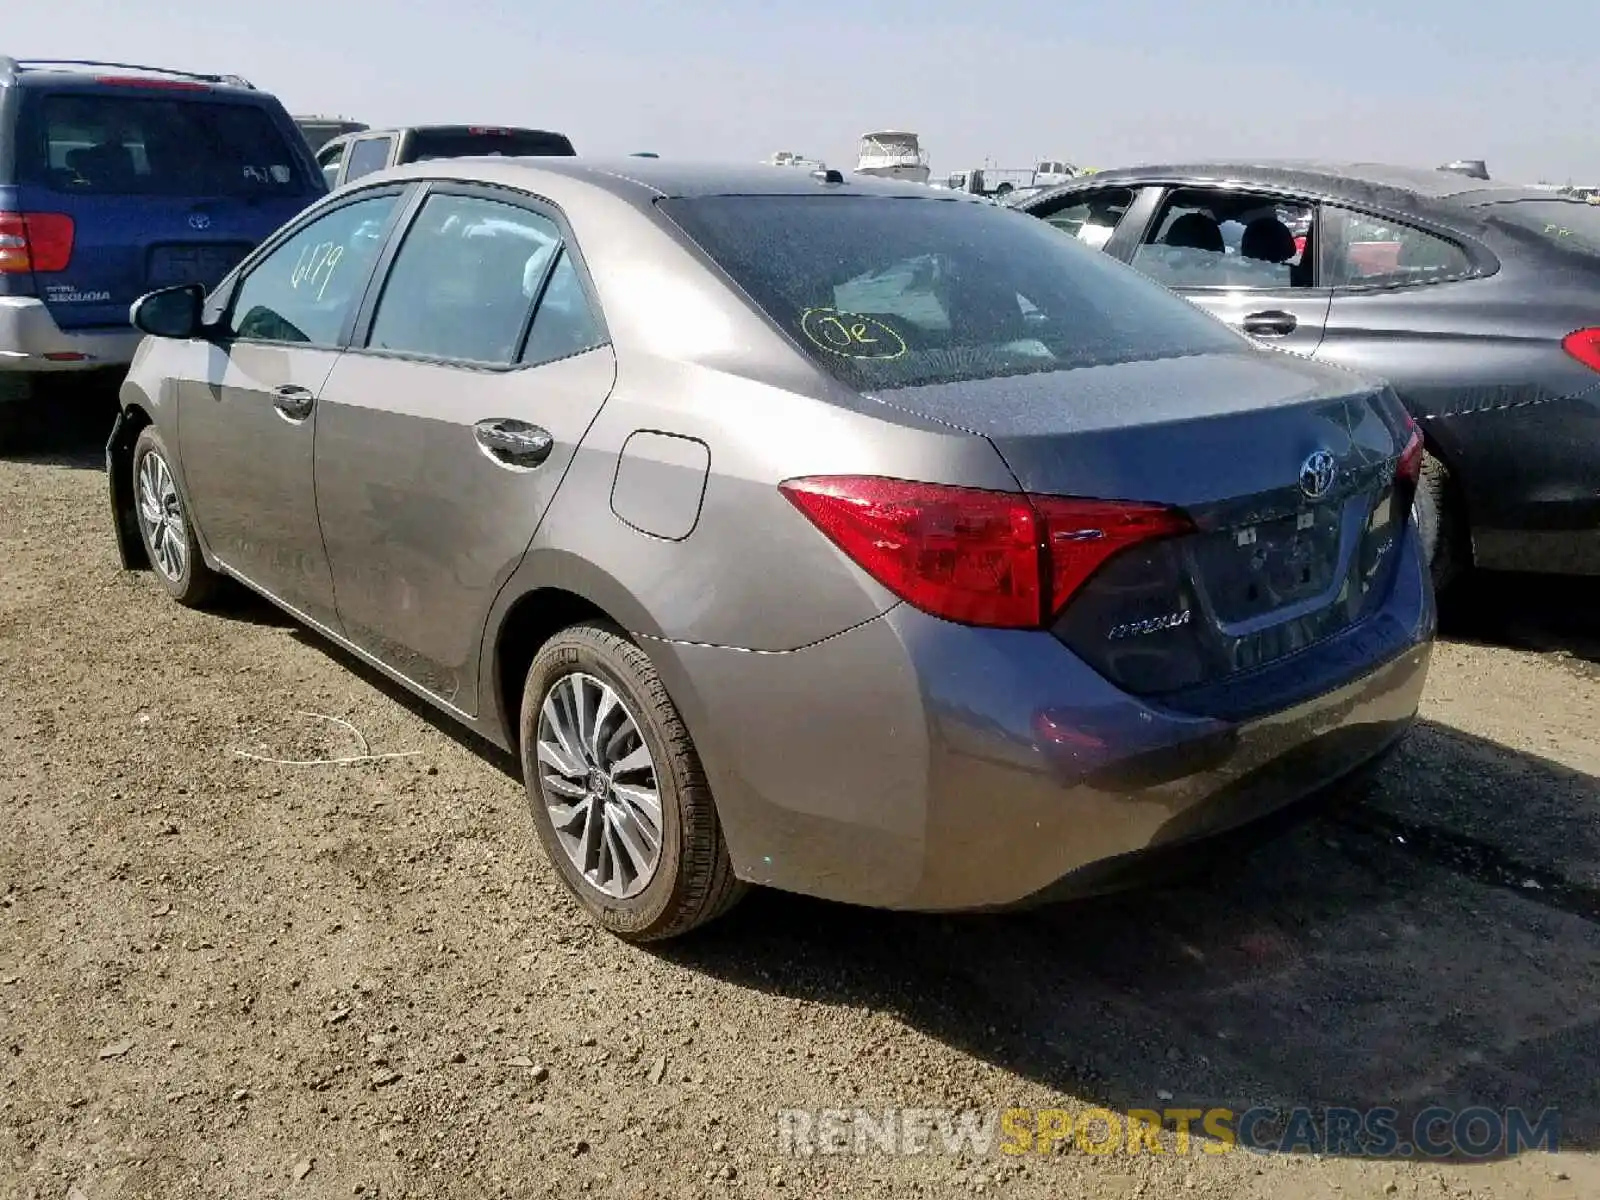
[{"left": 869, "top": 350, "right": 1418, "bottom": 706}]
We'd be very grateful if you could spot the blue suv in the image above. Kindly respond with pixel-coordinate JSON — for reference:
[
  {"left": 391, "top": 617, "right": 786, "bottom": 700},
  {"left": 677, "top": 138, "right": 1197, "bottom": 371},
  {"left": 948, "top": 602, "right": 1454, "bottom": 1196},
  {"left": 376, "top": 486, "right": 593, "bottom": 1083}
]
[{"left": 0, "top": 58, "right": 325, "bottom": 434}]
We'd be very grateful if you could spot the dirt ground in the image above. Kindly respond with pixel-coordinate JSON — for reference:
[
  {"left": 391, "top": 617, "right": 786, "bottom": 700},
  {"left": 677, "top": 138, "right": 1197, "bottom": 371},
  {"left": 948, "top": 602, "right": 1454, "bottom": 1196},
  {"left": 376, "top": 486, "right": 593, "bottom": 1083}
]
[{"left": 2, "top": 410, "right": 1598, "bottom": 1200}]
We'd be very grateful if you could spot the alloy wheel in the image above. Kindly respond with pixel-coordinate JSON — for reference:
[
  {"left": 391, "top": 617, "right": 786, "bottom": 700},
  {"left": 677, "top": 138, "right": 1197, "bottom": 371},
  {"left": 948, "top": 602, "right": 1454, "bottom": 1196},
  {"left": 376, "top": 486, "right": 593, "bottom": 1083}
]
[{"left": 535, "top": 671, "right": 663, "bottom": 899}]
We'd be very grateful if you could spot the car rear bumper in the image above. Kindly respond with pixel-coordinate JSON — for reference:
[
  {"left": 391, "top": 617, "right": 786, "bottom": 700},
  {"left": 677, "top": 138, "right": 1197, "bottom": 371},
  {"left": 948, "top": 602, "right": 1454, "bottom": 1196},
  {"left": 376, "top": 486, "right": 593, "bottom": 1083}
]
[
  {"left": 647, "top": 524, "right": 1434, "bottom": 912},
  {"left": 0, "top": 297, "right": 140, "bottom": 379}
]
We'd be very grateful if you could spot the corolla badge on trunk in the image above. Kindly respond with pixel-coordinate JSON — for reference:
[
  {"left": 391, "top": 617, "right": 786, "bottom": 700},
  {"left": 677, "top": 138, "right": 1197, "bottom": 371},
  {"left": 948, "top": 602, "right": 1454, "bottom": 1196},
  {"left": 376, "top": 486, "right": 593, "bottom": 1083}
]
[{"left": 1299, "top": 449, "right": 1337, "bottom": 500}]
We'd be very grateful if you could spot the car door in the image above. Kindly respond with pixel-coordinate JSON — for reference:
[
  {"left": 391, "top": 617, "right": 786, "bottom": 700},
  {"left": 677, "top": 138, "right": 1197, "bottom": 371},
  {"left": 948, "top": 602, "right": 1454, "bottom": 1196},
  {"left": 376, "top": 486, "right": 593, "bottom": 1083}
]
[
  {"left": 311, "top": 186, "right": 617, "bottom": 710},
  {"left": 1124, "top": 186, "right": 1333, "bottom": 355},
  {"left": 175, "top": 187, "right": 408, "bottom": 628}
]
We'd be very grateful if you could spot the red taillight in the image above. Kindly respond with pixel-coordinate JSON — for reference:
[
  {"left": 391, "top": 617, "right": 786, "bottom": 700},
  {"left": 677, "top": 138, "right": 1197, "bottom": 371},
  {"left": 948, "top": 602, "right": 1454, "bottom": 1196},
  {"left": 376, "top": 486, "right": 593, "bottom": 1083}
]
[
  {"left": 1396, "top": 417, "right": 1424, "bottom": 485},
  {"left": 1033, "top": 496, "right": 1194, "bottom": 606},
  {"left": 0, "top": 212, "right": 75, "bottom": 273},
  {"left": 778, "top": 476, "right": 1191, "bottom": 629},
  {"left": 468, "top": 126, "right": 511, "bottom": 135},
  {"left": 94, "top": 75, "right": 210, "bottom": 90},
  {"left": 1562, "top": 327, "right": 1600, "bottom": 373}
]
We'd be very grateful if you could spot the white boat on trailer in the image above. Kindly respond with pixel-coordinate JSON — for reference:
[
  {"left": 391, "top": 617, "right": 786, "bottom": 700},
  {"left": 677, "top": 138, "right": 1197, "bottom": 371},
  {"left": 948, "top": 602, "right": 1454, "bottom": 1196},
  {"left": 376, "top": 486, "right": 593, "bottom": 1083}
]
[{"left": 853, "top": 131, "right": 930, "bottom": 184}]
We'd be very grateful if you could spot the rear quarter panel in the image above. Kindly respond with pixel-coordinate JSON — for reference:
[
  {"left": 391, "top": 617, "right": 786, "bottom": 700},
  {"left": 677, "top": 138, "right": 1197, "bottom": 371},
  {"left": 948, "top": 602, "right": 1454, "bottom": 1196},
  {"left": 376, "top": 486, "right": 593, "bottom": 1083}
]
[{"left": 1320, "top": 264, "right": 1600, "bottom": 534}]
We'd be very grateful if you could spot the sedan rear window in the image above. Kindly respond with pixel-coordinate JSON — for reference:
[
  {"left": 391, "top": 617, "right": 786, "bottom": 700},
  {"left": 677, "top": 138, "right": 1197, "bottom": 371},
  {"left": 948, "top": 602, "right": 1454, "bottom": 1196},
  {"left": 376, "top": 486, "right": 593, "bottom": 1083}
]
[
  {"left": 1483, "top": 199, "right": 1600, "bottom": 255},
  {"left": 18, "top": 92, "right": 310, "bottom": 197},
  {"left": 657, "top": 194, "right": 1243, "bottom": 391}
]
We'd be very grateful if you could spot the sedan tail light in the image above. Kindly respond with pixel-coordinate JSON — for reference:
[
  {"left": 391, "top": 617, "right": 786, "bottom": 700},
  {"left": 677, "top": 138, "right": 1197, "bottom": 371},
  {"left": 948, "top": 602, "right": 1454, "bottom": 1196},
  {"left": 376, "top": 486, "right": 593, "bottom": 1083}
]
[
  {"left": 778, "top": 475, "right": 1192, "bottom": 629},
  {"left": 1396, "top": 415, "right": 1424, "bottom": 485},
  {"left": 0, "top": 212, "right": 75, "bottom": 273},
  {"left": 1562, "top": 327, "right": 1600, "bottom": 373}
]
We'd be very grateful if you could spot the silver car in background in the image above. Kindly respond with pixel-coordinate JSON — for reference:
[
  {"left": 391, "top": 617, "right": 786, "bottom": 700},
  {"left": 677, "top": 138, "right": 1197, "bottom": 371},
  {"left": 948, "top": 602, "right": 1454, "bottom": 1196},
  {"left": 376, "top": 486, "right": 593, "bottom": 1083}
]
[{"left": 108, "top": 160, "right": 1435, "bottom": 941}]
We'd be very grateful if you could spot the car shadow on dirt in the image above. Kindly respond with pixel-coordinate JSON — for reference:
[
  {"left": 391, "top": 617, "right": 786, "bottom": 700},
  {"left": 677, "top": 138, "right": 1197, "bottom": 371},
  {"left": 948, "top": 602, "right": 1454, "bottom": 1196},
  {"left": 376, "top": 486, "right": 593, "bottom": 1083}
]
[
  {"left": 660, "top": 719, "right": 1600, "bottom": 1162},
  {"left": 0, "top": 379, "right": 120, "bottom": 467},
  {"left": 1441, "top": 572, "right": 1600, "bottom": 667}
]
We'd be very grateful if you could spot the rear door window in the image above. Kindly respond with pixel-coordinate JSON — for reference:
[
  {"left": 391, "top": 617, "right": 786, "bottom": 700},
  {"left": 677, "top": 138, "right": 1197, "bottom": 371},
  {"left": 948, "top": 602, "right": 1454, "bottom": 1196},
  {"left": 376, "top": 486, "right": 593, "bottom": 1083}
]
[
  {"left": 366, "top": 193, "right": 575, "bottom": 364},
  {"left": 657, "top": 194, "right": 1242, "bottom": 392},
  {"left": 343, "top": 137, "right": 393, "bottom": 182},
  {"left": 1131, "top": 188, "right": 1317, "bottom": 289},
  {"left": 17, "top": 92, "right": 310, "bottom": 197}
]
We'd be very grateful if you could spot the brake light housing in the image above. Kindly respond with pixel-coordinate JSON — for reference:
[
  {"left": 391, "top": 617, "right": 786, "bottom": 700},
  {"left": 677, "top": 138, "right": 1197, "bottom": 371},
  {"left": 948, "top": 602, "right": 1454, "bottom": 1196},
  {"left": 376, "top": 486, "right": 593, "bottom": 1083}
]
[
  {"left": 0, "top": 212, "right": 75, "bottom": 273},
  {"left": 1396, "top": 416, "right": 1424, "bottom": 485},
  {"left": 778, "top": 476, "right": 1192, "bottom": 629},
  {"left": 94, "top": 75, "right": 210, "bottom": 90},
  {"left": 1562, "top": 327, "right": 1600, "bottom": 373}
]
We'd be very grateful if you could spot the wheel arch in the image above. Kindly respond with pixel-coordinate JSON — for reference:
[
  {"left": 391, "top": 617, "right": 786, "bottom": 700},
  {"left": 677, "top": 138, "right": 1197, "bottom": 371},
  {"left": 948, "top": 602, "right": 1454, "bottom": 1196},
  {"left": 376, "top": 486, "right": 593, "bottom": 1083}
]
[
  {"left": 108, "top": 400, "right": 154, "bottom": 570},
  {"left": 480, "top": 548, "right": 671, "bottom": 753}
]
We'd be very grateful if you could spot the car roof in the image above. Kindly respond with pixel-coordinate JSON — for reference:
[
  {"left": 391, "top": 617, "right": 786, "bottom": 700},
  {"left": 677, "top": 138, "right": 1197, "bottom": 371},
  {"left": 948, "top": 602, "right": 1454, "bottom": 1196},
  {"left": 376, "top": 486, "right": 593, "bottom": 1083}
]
[
  {"left": 1046, "top": 160, "right": 1555, "bottom": 209},
  {"left": 344, "top": 124, "right": 569, "bottom": 138},
  {"left": 371, "top": 156, "right": 978, "bottom": 202},
  {"left": 0, "top": 57, "right": 260, "bottom": 95}
]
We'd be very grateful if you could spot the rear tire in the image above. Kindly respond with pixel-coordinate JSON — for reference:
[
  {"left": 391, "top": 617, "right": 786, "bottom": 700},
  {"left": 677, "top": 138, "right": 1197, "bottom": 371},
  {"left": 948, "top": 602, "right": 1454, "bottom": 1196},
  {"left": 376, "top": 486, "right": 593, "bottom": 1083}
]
[
  {"left": 1413, "top": 449, "right": 1465, "bottom": 597},
  {"left": 131, "top": 425, "right": 223, "bottom": 608},
  {"left": 519, "top": 622, "right": 746, "bottom": 942}
]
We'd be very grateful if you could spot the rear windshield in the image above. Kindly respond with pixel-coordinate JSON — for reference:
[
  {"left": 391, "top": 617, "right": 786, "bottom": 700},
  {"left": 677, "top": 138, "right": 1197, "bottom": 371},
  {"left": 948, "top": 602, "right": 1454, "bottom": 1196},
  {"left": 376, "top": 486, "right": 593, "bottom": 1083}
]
[
  {"left": 17, "top": 91, "right": 311, "bottom": 197},
  {"left": 657, "top": 194, "right": 1244, "bottom": 391},
  {"left": 405, "top": 130, "right": 575, "bottom": 163},
  {"left": 1482, "top": 199, "right": 1600, "bottom": 255}
]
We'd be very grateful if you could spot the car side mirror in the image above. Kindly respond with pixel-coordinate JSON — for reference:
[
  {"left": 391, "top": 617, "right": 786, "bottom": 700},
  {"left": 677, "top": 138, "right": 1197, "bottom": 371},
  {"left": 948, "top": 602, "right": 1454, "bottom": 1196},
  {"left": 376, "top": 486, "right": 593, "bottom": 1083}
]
[{"left": 130, "top": 284, "right": 206, "bottom": 340}]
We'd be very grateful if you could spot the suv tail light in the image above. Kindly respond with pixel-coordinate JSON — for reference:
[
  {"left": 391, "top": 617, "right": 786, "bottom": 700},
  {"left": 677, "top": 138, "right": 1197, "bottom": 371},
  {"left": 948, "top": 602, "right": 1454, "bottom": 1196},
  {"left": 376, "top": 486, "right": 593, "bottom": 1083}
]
[
  {"left": 779, "top": 475, "right": 1192, "bottom": 629},
  {"left": 1562, "top": 328, "right": 1600, "bottom": 372},
  {"left": 0, "top": 212, "right": 75, "bottom": 274},
  {"left": 94, "top": 76, "right": 210, "bottom": 91}
]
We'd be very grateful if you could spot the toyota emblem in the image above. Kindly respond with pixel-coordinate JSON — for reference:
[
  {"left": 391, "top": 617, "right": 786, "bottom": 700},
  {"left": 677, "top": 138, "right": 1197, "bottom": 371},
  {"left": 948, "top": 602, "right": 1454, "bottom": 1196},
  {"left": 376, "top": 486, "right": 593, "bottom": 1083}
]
[
  {"left": 188, "top": 212, "right": 211, "bottom": 230},
  {"left": 1298, "top": 449, "right": 1337, "bottom": 501}
]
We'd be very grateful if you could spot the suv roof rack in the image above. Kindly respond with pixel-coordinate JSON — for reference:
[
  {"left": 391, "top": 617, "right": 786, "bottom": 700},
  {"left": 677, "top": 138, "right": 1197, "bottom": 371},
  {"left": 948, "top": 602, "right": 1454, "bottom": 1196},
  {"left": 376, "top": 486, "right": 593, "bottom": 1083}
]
[{"left": 0, "top": 56, "right": 255, "bottom": 89}]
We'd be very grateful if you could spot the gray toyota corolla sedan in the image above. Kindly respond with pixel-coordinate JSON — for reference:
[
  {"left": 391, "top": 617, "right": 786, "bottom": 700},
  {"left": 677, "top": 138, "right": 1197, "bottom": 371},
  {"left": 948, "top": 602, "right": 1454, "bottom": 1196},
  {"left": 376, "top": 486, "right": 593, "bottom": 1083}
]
[{"left": 106, "top": 158, "right": 1435, "bottom": 941}]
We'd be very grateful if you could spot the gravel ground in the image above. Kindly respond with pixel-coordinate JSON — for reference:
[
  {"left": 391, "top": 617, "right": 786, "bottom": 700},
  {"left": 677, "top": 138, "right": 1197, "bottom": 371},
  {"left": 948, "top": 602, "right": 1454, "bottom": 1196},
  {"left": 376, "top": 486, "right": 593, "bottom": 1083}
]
[{"left": 2, "top": 412, "right": 1598, "bottom": 1200}]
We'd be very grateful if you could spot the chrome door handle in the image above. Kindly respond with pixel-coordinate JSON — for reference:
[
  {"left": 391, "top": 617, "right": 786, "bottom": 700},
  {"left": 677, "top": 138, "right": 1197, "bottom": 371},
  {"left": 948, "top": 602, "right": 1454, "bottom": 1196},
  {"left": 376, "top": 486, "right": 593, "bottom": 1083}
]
[
  {"left": 474, "top": 419, "right": 553, "bottom": 469},
  {"left": 272, "top": 384, "right": 314, "bottom": 421},
  {"left": 1242, "top": 310, "right": 1298, "bottom": 337}
]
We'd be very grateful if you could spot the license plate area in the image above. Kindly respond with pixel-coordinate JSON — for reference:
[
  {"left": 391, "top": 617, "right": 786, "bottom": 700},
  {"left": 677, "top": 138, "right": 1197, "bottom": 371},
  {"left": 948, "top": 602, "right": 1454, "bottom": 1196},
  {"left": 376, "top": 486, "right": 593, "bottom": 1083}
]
[
  {"left": 146, "top": 243, "right": 252, "bottom": 290},
  {"left": 1194, "top": 502, "right": 1345, "bottom": 623}
]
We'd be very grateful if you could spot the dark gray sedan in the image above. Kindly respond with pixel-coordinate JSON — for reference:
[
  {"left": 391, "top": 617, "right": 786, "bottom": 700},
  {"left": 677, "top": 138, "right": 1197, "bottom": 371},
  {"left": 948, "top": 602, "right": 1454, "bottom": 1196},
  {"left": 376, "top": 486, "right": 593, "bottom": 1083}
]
[{"left": 1016, "top": 162, "right": 1600, "bottom": 591}]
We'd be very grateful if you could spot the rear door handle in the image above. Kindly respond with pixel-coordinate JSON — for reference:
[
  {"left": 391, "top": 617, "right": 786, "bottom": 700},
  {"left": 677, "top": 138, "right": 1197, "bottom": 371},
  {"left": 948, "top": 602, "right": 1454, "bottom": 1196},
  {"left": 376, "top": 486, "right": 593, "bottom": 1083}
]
[
  {"left": 474, "top": 419, "right": 553, "bottom": 469},
  {"left": 272, "top": 384, "right": 314, "bottom": 421},
  {"left": 1242, "top": 310, "right": 1298, "bottom": 337}
]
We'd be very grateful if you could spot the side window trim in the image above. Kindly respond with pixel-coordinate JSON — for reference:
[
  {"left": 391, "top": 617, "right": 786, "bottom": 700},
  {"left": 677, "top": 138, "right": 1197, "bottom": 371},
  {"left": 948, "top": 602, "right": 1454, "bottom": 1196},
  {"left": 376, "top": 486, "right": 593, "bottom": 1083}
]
[
  {"left": 1322, "top": 204, "right": 1481, "bottom": 292},
  {"left": 1101, "top": 186, "right": 1164, "bottom": 260},
  {"left": 511, "top": 244, "right": 566, "bottom": 362},
  {"left": 218, "top": 183, "right": 420, "bottom": 350},
  {"left": 346, "top": 180, "right": 611, "bottom": 369}
]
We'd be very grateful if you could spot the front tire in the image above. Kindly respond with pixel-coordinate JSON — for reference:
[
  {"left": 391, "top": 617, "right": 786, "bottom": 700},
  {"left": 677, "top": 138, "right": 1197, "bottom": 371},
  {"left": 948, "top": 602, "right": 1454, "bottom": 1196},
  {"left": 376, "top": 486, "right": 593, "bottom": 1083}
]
[
  {"left": 519, "top": 622, "right": 746, "bottom": 942},
  {"left": 131, "top": 425, "right": 223, "bottom": 608}
]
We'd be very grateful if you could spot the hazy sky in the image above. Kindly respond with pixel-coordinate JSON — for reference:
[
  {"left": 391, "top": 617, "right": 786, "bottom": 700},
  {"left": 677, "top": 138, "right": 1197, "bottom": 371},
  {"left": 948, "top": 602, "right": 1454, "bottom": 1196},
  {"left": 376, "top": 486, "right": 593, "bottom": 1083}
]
[{"left": 10, "top": 0, "right": 1596, "bottom": 184}]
